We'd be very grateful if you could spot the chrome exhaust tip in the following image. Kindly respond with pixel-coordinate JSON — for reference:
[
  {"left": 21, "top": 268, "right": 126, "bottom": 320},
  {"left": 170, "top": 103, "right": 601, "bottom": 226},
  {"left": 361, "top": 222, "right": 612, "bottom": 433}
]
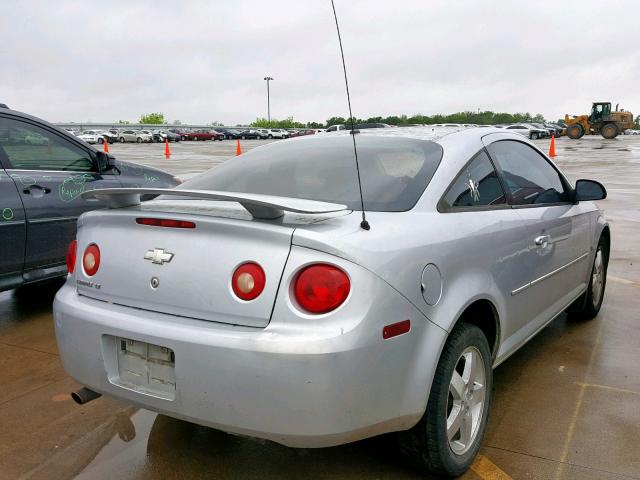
[{"left": 71, "top": 387, "right": 102, "bottom": 405}]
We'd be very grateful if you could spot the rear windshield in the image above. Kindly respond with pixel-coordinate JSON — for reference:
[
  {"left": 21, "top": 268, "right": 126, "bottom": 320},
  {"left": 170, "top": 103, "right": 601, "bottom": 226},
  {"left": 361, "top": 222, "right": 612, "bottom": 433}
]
[{"left": 181, "top": 135, "right": 443, "bottom": 211}]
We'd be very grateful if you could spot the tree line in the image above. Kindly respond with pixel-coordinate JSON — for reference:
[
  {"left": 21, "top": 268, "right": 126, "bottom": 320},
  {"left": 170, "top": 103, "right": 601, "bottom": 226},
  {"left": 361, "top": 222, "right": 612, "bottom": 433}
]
[
  {"left": 250, "top": 111, "right": 560, "bottom": 129},
  {"left": 134, "top": 110, "right": 640, "bottom": 129}
]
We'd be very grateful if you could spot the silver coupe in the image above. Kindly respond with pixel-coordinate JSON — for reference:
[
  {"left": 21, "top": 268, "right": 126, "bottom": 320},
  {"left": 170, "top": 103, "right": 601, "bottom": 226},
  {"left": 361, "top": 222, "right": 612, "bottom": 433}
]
[{"left": 53, "top": 128, "right": 609, "bottom": 477}]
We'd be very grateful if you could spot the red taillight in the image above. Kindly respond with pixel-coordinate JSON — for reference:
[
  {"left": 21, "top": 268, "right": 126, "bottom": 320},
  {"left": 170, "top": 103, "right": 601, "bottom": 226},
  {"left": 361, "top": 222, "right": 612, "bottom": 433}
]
[
  {"left": 66, "top": 240, "right": 77, "bottom": 273},
  {"left": 232, "top": 262, "right": 266, "bottom": 301},
  {"left": 136, "top": 218, "right": 196, "bottom": 229},
  {"left": 83, "top": 244, "right": 101, "bottom": 277},
  {"left": 293, "top": 264, "right": 350, "bottom": 314}
]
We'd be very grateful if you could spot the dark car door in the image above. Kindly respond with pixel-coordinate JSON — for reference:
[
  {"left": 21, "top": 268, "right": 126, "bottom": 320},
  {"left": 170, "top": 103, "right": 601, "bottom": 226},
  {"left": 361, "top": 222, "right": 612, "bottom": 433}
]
[
  {"left": 0, "top": 160, "right": 27, "bottom": 289},
  {"left": 0, "top": 115, "right": 122, "bottom": 281}
]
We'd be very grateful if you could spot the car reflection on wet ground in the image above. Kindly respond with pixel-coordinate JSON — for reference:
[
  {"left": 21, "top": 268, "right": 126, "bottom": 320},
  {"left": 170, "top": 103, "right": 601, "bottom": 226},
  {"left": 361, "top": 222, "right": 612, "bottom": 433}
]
[{"left": 1, "top": 136, "right": 639, "bottom": 480}]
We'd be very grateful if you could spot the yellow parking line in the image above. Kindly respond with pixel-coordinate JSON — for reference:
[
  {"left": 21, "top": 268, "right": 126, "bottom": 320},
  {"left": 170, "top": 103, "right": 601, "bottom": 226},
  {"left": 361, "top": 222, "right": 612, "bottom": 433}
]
[
  {"left": 576, "top": 382, "right": 640, "bottom": 396},
  {"left": 608, "top": 275, "right": 640, "bottom": 288},
  {"left": 471, "top": 455, "right": 512, "bottom": 480},
  {"left": 554, "top": 301, "right": 607, "bottom": 480}
]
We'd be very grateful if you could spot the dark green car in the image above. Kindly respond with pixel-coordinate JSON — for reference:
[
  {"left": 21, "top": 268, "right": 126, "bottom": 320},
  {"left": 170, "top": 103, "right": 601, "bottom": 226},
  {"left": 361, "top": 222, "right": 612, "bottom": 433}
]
[{"left": 0, "top": 105, "right": 180, "bottom": 292}]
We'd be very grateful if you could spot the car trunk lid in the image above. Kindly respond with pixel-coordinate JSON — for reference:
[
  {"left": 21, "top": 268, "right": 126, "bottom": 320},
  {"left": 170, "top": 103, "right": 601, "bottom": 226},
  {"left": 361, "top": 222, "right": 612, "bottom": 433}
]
[{"left": 74, "top": 208, "right": 295, "bottom": 328}]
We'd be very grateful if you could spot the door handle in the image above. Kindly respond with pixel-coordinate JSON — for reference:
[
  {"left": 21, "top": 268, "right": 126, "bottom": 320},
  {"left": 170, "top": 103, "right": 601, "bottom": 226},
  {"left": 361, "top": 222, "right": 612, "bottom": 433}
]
[
  {"left": 23, "top": 185, "right": 52, "bottom": 195},
  {"left": 534, "top": 235, "right": 550, "bottom": 248}
]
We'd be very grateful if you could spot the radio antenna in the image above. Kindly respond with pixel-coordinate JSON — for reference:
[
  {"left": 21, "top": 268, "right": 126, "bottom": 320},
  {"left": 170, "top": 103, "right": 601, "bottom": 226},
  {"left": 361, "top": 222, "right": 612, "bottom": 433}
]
[{"left": 330, "top": 0, "right": 370, "bottom": 230}]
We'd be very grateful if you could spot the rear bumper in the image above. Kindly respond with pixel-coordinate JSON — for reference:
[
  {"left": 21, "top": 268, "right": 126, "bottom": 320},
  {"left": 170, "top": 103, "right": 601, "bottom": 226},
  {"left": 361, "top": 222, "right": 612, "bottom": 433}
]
[{"left": 54, "top": 263, "right": 446, "bottom": 447}]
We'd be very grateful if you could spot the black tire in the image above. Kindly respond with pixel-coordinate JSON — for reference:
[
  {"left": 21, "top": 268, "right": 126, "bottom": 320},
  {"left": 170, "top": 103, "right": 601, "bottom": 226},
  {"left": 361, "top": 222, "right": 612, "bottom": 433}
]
[
  {"left": 268, "top": 134, "right": 273, "bottom": 139},
  {"left": 530, "top": 132, "right": 538, "bottom": 140},
  {"left": 569, "top": 236, "right": 608, "bottom": 320},
  {"left": 567, "top": 124, "right": 584, "bottom": 139},
  {"left": 119, "top": 137, "right": 125, "bottom": 143},
  {"left": 601, "top": 123, "right": 618, "bottom": 139},
  {"left": 97, "top": 137, "right": 104, "bottom": 144},
  {"left": 136, "top": 138, "right": 142, "bottom": 143},
  {"left": 396, "top": 323, "right": 492, "bottom": 477},
  {"left": 241, "top": 135, "right": 246, "bottom": 140}
]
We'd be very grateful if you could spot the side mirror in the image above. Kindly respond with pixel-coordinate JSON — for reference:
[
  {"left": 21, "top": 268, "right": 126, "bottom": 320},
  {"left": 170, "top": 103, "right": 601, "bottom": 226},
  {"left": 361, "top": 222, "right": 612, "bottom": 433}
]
[
  {"left": 575, "top": 179, "right": 607, "bottom": 201},
  {"left": 95, "top": 150, "right": 115, "bottom": 172}
]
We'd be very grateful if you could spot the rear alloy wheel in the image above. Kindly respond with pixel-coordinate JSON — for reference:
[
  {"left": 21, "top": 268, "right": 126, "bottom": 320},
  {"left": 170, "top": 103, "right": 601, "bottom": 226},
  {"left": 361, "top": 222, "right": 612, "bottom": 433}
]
[
  {"left": 137, "top": 137, "right": 142, "bottom": 143},
  {"left": 569, "top": 236, "right": 608, "bottom": 320},
  {"left": 531, "top": 132, "right": 538, "bottom": 140},
  {"left": 98, "top": 137, "right": 104, "bottom": 144},
  {"left": 601, "top": 123, "right": 618, "bottom": 139},
  {"left": 567, "top": 124, "right": 584, "bottom": 139},
  {"left": 397, "top": 323, "right": 492, "bottom": 477},
  {"left": 119, "top": 137, "right": 125, "bottom": 143}
]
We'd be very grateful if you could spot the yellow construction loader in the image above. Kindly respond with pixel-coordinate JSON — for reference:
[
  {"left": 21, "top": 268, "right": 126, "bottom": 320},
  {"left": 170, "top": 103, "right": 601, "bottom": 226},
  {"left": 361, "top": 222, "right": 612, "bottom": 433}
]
[{"left": 564, "top": 102, "right": 634, "bottom": 139}]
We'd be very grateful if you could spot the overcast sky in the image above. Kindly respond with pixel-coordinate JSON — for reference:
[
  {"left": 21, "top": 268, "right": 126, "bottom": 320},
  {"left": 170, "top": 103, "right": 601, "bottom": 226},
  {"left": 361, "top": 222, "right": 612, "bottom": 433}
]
[{"left": 2, "top": 1, "right": 639, "bottom": 125}]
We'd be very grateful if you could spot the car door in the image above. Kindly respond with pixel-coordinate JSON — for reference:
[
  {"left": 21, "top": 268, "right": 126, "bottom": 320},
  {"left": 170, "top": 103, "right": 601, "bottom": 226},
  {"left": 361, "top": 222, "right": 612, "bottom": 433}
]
[
  {"left": 0, "top": 115, "right": 122, "bottom": 280},
  {"left": 439, "top": 149, "right": 535, "bottom": 358},
  {"left": 0, "top": 156, "right": 27, "bottom": 289},
  {"left": 485, "top": 136, "right": 591, "bottom": 336}
]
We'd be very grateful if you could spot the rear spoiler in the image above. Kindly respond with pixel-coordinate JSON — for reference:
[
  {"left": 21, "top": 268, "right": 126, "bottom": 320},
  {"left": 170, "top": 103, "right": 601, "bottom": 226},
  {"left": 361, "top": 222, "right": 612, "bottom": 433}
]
[{"left": 81, "top": 188, "right": 349, "bottom": 220}]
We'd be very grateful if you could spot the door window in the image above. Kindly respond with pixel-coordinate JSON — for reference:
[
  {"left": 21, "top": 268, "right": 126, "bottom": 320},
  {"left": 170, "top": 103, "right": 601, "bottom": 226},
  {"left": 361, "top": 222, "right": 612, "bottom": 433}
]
[
  {"left": 0, "top": 117, "right": 94, "bottom": 172},
  {"left": 486, "top": 140, "right": 569, "bottom": 205},
  {"left": 442, "top": 151, "right": 506, "bottom": 209}
]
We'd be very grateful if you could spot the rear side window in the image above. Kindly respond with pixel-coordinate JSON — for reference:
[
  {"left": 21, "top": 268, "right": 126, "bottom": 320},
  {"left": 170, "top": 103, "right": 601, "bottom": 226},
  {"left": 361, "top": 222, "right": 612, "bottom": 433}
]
[
  {"left": 0, "top": 117, "right": 94, "bottom": 172},
  {"left": 181, "top": 136, "right": 443, "bottom": 212},
  {"left": 486, "top": 140, "right": 569, "bottom": 205},
  {"left": 441, "top": 151, "right": 506, "bottom": 209}
]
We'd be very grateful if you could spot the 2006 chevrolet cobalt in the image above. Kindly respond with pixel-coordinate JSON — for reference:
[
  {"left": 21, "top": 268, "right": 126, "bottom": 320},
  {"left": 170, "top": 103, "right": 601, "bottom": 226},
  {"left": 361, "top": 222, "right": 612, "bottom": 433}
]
[{"left": 54, "top": 128, "right": 609, "bottom": 477}]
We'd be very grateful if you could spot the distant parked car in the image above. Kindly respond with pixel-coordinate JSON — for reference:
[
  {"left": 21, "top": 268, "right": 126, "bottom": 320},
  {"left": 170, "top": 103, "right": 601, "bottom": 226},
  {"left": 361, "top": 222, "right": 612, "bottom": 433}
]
[
  {"left": 264, "top": 128, "right": 286, "bottom": 138},
  {"left": 77, "top": 130, "right": 102, "bottom": 144},
  {"left": 152, "top": 129, "right": 181, "bottom": 143},
  {"left": 502, "top": 124, "right": 547, "bottom": 140},
  {"left": 168, "top": 129, "right": 190, "bottom": 141},
  {"left": 0, "top": 106, "right": 180, "bottom": 292},
  {"left": 99, "top": 130, "right": 118, "bottom": 144},
  {"left": 526, "top": 123, "right": 551, "bottom": 138},
  {"left": 185, "top": 130, "right": 224, "bottom": 141},
  {"left": 235, "top": 129, "right": 262, "bottom": 140},
  {"left": 118, "top": 130, "right": 150, "bottom": 143}
]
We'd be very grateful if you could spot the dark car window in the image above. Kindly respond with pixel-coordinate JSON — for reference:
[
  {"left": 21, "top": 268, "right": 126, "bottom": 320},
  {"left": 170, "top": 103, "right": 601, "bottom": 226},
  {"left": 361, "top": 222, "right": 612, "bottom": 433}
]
[
  {"left": 442, "top": 151, "right": 506, "bottom": 209},
  {"left": 181, "top": 136, "right": 443, "bottom": 212},
  {"left": 486, "top": 140, "right": 569, "bottom": 205},
  {"left": 0, "top": 117, "right": 94, "bottom": 172}
]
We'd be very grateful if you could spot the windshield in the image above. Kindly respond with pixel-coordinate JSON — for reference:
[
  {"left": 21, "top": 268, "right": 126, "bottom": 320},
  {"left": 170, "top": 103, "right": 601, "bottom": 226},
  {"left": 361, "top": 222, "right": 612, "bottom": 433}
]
[{"left": 181, "top": 135, "right": 443, "bottom": 211}]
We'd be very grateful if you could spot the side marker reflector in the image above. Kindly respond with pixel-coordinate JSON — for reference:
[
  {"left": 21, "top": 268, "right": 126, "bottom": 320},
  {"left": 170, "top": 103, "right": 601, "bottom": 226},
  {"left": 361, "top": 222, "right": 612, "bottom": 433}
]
[{"left": 383, "top": 320, "right": 411, "bottom": 339}]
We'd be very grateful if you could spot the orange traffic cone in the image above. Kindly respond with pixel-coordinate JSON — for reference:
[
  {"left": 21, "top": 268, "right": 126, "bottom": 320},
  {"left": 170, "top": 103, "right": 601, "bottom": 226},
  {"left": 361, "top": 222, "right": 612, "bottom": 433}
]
[
  {"left": 548, "top": 134, "right": 556, "bottom": 158},
  {"left": 103, "top": 139, "right": 109, "bottom": 153},
  {"left": 165, "top": 138, "right": 171, "bottom": 158},
  {"left": 236, "top": 139, "right": 242, "bottom": 156}
]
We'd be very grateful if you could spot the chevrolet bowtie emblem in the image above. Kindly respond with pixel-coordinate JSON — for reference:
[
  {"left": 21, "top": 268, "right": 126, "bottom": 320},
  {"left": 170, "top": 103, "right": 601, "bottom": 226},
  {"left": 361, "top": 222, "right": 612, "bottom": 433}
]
[{"left": 144, "top": 248, "right": 174, "bottom": 265}]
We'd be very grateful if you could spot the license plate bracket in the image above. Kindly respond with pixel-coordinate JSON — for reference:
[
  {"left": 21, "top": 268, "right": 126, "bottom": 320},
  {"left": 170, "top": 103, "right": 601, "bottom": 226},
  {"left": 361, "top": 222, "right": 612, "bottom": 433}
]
[{"left": 112, "top": 337, "right": 176, "bottom": 400}]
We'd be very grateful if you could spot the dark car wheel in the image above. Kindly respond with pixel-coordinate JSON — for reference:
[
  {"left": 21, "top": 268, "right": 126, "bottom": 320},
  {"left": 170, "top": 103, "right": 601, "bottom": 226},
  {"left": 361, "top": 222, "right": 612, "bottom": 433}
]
[
  {"left": 136, "top": 138, "right": 142, "bottom": 143},
  {"left": 397, "top": 323, "right": 492, "bottom": 477},
  {"left": 119, "top": 137, "right": 125, "bottom": 143},
  {"left": 97, "top": 138, "right": 104, "bottom": 144},
  {"left": 569, "top": 236, "right": 608, "bottom": 320}
]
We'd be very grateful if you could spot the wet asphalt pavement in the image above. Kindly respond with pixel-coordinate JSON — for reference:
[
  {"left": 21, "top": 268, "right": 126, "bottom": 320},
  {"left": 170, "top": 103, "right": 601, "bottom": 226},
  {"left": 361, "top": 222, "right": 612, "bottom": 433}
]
[{"left": 1, "top": 135, "right": 639, "bottom": 479}]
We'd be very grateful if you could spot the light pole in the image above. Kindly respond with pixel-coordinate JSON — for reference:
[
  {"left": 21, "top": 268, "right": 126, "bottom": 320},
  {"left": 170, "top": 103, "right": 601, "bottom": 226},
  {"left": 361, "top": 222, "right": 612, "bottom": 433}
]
[{"left": 264, "top": 76, "right": 273, "bottom": 124}]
